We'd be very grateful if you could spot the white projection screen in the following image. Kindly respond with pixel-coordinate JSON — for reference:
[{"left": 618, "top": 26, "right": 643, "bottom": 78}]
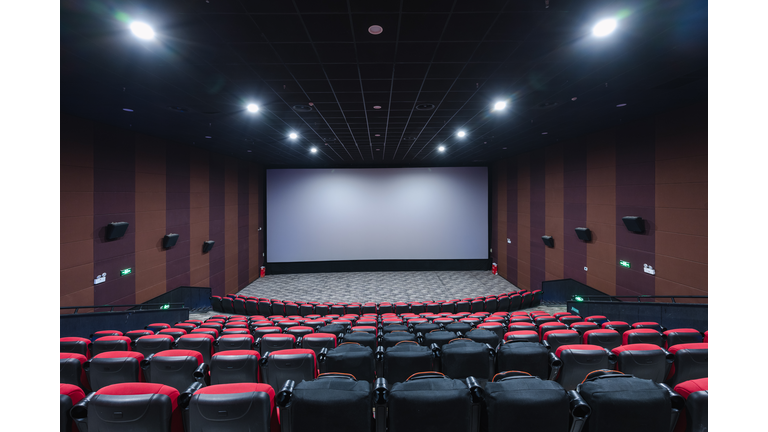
[{"left": 266, "top": 167, "right": 488, "bottom": 263}]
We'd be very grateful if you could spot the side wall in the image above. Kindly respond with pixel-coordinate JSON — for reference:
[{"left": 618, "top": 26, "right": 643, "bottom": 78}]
[
  {"left": 61, "top": 114, "right": 265, "bottom": 311},
  {"left": 490, "top": 103, "right": 707, "bottom": 301}
]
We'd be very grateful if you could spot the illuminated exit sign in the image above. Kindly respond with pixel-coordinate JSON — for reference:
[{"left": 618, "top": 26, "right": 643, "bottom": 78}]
[
  {"left": 120, "top": 268, "right": 133, "bottom": 276},
  {"left": 619, "top": 260, "right": 631, "bottom": 268}
]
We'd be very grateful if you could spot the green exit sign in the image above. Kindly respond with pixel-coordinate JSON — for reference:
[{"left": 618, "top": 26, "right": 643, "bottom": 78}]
[
  {"left": 619, "top": 260, "right": 631, "bottom": 268},
  {"left": 161, "top": 304, "right": 170, "bottom": 310},
  {"left": 120, "top": 268, "right": 132, "bottom": 276}
]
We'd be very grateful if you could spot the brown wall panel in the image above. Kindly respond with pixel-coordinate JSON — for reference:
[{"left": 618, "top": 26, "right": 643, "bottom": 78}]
[
  {"left": 586, "top": 130, "right": 617, "bottom": 296},
  {"left": 189, "top": 147, "right": 210, "bottom": 288},
  {"left": 224, "top": 157, "right": 239, "bottom": 295},
  {"left": 61, "top": 115, "right": 94, "bottom": 312},
  {"left": 496, "top": 162, "right": 507, "bottom": 279},
  {"left": 517, "top": 153, "right": 531, "bottom": 290},
  {"left": 544, "top": 143, "right": 564, "bottom": 280},
  {"left": 135, "top": 133, "right": 166, "bottom": 304},
  {"left": 249, "top": 164, "right": 260, "bottom": 281},
  {"left": 60, "top": 114, "right": 264, "bottom": 309}
]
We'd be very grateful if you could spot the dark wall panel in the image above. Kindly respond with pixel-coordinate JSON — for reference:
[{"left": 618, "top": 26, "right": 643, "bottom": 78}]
[
  {"left": 166, "top": 142, "right": 191, "bottom": 291},
  {"left": 238, "top": 160, "right": 250, "bottom": 289},
  {"left": 208, "top": 153, "right": 226, "bottom": 297},
  {"left": 505, "top": 157, "right": 518, "bottom": 286},
  {"left": 529, "top": 149, "right": 546, "bottom": 292},
  {"left": 563, "top": 139, "right": 587, "bottom": 284}
]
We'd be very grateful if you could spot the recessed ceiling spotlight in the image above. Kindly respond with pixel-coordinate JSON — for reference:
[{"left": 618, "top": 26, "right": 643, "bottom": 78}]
[
  {"left": 376, "top": 149, "right": 381, "bottom": 151},
  {"left": 571, "top": 97, "right": 578, "bottom": 101},
  {"left": 289, "top": 132, "right": 298, "bottom": 139},
  {"left": 368, "top": 25, "right": 383, "bottom": 35},
  {"left": 205, "top": 136, "right": 212, "bottom": 139},
  {"left": 310, "top": 147, "right": 317, "bottom": 153},
  {"left": 593, "top": 19, "right": 617, "bottom": 37},
  {"left": 438, "top": 146, "right": 445, "bottom": 152},
  {"left": 122, "top": 108, "right": 134, "bottom": 112},
  {"left": 493, "top": 101, "right": 507, "bottom": 110},
  {"left": 375, "top": 134, "right": 381, "bottom": 137},
  {"left": 616, "top": 103, "right": 627, "bottom": 107},
  {"left": 130, "top": 22, "right": 155, "bottom": 39},
  {"left": 502, "top": 147, "right": 507, "bottom": 150},
  {"left": 247, "top": 104, "right": 259, "bottom": 112},
  {"left": 247, "top": 150, "right": 252, "bottom": 152},
  {"left": 542, "top": 132, "right": 548, "bottom": 135},
  {"left": 457, "top": 131, "right": 466, "bottom": 138},
  {"left": 373, "top": 105, "right": 382, "bottom": 110}
]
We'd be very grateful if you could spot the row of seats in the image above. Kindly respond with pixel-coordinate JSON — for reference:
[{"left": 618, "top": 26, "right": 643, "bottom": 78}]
[
  {"left": 62, "top": 371, "right": 708, "bottom": 432},
  {"left": 209, "top": 289, "right": 544, "bottom": 316}
]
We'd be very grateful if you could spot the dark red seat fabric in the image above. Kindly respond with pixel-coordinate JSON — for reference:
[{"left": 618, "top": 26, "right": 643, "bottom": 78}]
[
  {"left": 60, "top": 383, "right": 85, "bottom": 432},
  {"left": 145, "top": 350, "right": 204, "bottom": 393},
  {"left": 632, "top": 321, "right": 663, "bottom": 332},
  {"left": 554, "top": 344, "right": 612, "bottom": 390},
  {"left": 209, "top": 350, "right": 262, "bottom": 385},
  {"left": 60, "top": 353, "right": 90, "bottom": 391},
  {"left": 261, "top": 349, "right": 318, "bottom": 393},
  {"left": 503, "top": 330, "right": 540, "bottom": 343},
  {"left": 673, "top": 378, "right": 708, "bottom": 432},
  {"left": 71, "top": 382, "right": 184, "bottom": 432},
  {"left": 175, "top": 334, "right": 215, "bottom": 364},
  {"left": 663, "top": 328, "right": 704, "bottom": 349},
  {"left": 542, "top": 329, "right": 582, "bottom": 352},
  {"left": 85, "top": 351, "right": 146, "bottom": 391},
  {"left": 611, "top": 344, "right": 671, "bottom": 383},
  {"left": 666, "top": 343, "right": 708, "bottom": 387},
  {"left": 217, "top": 334, "right": 255, "bottom": 352},
  {"left": 135, "top": 335, "right": 175, "bottom": 359},
  {"left": 91, "top": 336, "right": 132, "bottom": 356},
  {"left": 583, "top": 329, "right": 622, "bottom": 351},
  {"left": 188, "top": 383, "right": 279, "bottom": 432},
  {"left": 61, "top": 337, "right": 92, "bottom": 359},
  {"left": 703, "top": 331, "right": 707, "bottom": 343},
  {"left": 258, "top": 333, "right": 296, "bottom": 356},
  {"left": 92, "top": 330, "right": 123, "bottom": 338},
  {"left": 602, "top": 321, "right": 631, "bottom": 335},
  {"left": 622, "top": 328, "right": 664, "bottom": 347}
]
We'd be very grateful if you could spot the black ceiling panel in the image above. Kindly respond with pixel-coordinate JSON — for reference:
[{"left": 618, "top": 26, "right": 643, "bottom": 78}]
[{"left": 60, "top": 0, "right": 707, "bottom": 167}]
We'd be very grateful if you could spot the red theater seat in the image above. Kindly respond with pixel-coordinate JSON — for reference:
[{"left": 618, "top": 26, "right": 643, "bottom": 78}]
[
  {"left": 60, "top": 353, "right": 90, "bottom": 391},
  {"left": 91, "top": 336, "right": 132, "bottom": 356},
  {"left": 61, "top": 337, "right": 92, "bottom": 359},
  {"left": 673, "top": 378, "right": 708, "bottom": 432},
  {"left": 60, "top": 383, "right": 85, "bottom": 432},
  {"left": 611, "top": 344, "right": 672, "bottom": 383},
  {"left": 85, "top": 351, "right": 146, "bottom": 391},
  {"left": 188, "top": 383, "right": 279, "bottom": 432}
]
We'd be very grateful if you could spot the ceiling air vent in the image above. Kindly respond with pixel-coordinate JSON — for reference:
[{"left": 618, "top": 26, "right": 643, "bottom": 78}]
[
  {"left": 416, "top": 103, "right": 435, "bottom": 111},
  {"left": 292, "top": 104, "right": 313, "bottom": 112}
]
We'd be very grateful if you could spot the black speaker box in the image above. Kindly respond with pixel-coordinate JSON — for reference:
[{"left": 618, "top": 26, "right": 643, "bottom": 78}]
[
  {"left": 574, "top": 227, "right": 592, "bottom": 242},
  {"left": 541, "top": 236, "right": 554, "bottom": 248},
  {"left": 105, "top": 222, "right": 129, "bottom": 240},
  {"left": 163, "top": 233, "right": 179, "bottom": 249},
  {"left": 202, "top": 240, "right": 215, "bottom": 253},
  {"left": 622, "top": 216, "right": 645, "bottom": 234}
]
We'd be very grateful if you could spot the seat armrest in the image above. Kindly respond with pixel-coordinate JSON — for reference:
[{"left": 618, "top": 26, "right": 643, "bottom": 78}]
[
  {"left": 193, "top": 363, "right": 209, "bottom": 386},
  {"left": 567, "top": 390, "right": 590, "bottom": 432},
  {"left": 465, "top": 377, "right": 483, "bottom": 403},
  {"left": 318, "top": 347, "right": 328, "bottom": 363},
  {"left": 430, "top": 343, "right": 441, "bottom": 358},
  {"left": 542, "top": 340, "right": 551, "bottom": 350},
  {"left": 548, "top": 352, "right": 562, "bottom": 381},
  {"left": 374, "top": 378, "right": 389, "bottom": 432},
  {"left": 179, "top": 382, "right": 203, "bottom": 408},
  {"left": 656, "top": 383, "right": 684, "bottom": 432},
  {"left": 277, "top": 380, "right": 296, "bottom": 408},
  {"left": 70, "top": 391, "right": 97, "bottom": 432}
]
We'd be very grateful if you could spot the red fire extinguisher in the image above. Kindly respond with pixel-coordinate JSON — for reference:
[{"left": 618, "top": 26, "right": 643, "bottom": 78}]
[
  {"left": 260, "top": 266, "right": 266, "bottom": 278},
  {"left": 491, "top": 263, "right": 498, "bottom": 275}
]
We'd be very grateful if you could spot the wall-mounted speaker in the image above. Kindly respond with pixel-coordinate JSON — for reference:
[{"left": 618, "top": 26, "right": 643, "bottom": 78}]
[
  {"left": 541, "top": 236, "right": 554, "bottom": 248},
  {"left": 622, "top": 216, "right": 645, "bottom": 234},
  {"left": 202, "top": 240, "right": 215, "bottom": 253},
  {"left": 574, "top": 227, "right": 592, "bottom": 242},
  {"left": 163, "top": 233, "right": 179, "bottom": 249},
  {"left": 105, "top": 222, "right": 129, "bottom": 241}
]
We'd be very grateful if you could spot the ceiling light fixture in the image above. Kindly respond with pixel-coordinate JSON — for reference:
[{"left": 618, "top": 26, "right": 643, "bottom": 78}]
[
  {"left": 310, "top": 147, "right": 318, "bottom": 153},
  {"left": 457, "top": 131, "right": 466, "bottom": 138},
  {"left": 289, "top": 132, "right": 298, "bottom": 139},
  {"left": 438, "top": 146, "right": 445, "bottom": 152},
  {"left": 247, "top": 104, "right": 259, "bottom": 112},
  {"left": 368, "top": 25, "right": 383, "bottom": 35},
  {"left": 493, "top": 101, "right": 507, "bottom": 110},
  {"left": 542, "top": 132, "right": 548, "bottom": 135},
  {"left": 616, "top": 103, "right": 627, "bottom": 107},
  {"left": 593, "top": 19, "right": 617, "bottom": 37},
  {"left": 130, "top": 22, "right": 155, "bottom": 40},
  {"left": 122, "top": 108, "right": 134, "bottom": 112},
  {"left": 373, "top": 105, "right": 382, "bottom": 110},
  {"left": 205, "top": 136, "right": 211, "bottom": 139}
]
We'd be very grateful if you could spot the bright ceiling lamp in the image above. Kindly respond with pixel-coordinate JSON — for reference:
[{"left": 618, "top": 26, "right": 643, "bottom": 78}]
[
  {"left": 130, "top": 22, "right": 155, "bottom": 40},
  {"left": 438, "top": 146, "right": 445, "bottom": 152},
  {"left": 289, "top": 132, "right": 298, "bottom": 139},
  {"left": 457, "top": 131, "right": 466, "bottom": 138},
  {"left": 247, "top": 104, "right": 259, "bottom": 112},
  {"left": 310, "top": 147, "right": 318, "bottom": 153},
  {"left": 493, "top": 101, "right": 507, "bottom": 111},
  {"left": 593, "top": 19, "right": 617, "bottom": 37}
]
